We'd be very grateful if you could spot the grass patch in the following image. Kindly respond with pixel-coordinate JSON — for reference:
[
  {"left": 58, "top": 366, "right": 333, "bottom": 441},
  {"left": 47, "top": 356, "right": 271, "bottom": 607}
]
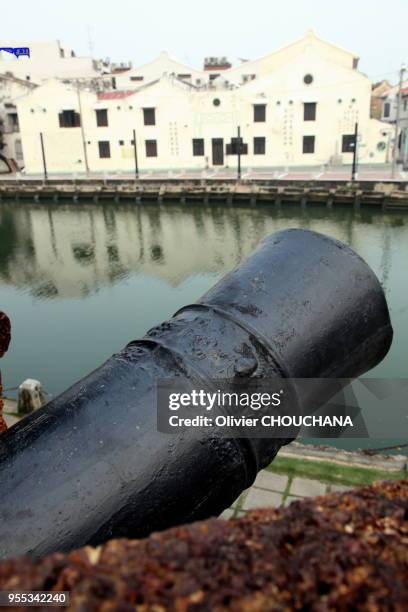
[{"left": 267, "top": 455, "right": 406, "bottom": 487}]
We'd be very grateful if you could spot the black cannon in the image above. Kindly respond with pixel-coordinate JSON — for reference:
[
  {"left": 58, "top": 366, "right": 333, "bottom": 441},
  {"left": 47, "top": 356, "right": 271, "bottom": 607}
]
[{"left": 0, "top": 229, "right": 392, "bottom": 559}]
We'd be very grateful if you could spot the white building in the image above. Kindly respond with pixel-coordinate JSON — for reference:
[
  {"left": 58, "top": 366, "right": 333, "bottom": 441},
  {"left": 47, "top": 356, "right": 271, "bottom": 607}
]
[
  {"left": 0, "top": 73, "right": 36, "bottom": 171},
  {"left": 0, "top": 40, "right": 128, "bottom": 172},
  {"left": 380, "top": 80, "right": 408, "bottom": 164},
  {"left": 15, "top": 31, "right": 392, "bottom": 174},
  {"left": 0, "top": 40, "right": 127, "bottom": 170},
  {"left": 0, "top": 41, "right": 111, "bottom": 83}
]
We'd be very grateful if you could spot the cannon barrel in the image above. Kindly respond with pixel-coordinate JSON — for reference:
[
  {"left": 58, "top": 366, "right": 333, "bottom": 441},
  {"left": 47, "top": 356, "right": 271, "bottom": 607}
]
[{"left": 0, "top": 229, "right": 392, "bottom": 559}]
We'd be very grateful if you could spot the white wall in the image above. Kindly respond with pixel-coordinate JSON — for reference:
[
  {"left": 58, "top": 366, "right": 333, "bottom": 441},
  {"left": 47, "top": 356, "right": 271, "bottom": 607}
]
[
  {"left": 224, "top": 30, "right": 358, "bottom": 85},
  {"left": 16, "top": 80, "right": 88, "bottom": 173}
]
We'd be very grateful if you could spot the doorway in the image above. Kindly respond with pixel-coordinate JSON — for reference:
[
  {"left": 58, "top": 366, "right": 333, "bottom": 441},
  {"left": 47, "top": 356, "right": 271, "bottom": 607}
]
[{"left": 212, "top": 138, "right": 224, "bottom": 166}]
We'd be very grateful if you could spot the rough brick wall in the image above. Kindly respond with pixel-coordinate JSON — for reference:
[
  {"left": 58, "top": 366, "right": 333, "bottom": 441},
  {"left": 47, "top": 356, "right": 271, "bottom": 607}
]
[{"left": 0, "top": 478, "right": 406, "bottom": 610}]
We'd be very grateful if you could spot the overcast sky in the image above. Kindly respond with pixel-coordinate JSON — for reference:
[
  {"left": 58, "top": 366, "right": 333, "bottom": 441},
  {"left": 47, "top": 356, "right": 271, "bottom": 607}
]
[{"left": 2, "top": 0, "right": 407, "bottom": 83}]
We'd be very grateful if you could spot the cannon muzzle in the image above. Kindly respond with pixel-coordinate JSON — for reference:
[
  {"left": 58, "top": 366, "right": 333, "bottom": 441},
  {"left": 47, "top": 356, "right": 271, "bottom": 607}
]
[{"left": 0, "top": 229, "right": 392, "bottom": 559}]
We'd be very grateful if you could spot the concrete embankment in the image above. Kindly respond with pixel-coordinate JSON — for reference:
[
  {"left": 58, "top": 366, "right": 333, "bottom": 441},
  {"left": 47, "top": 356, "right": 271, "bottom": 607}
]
[{"left": 1, "top": 178, "right": 408, "bottom": 208}]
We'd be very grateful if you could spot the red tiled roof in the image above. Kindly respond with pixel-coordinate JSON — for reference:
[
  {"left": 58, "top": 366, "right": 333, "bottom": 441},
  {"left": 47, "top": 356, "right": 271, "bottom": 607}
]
[{"left": 97, "top": 90, "right": 135, "bottom": 100}]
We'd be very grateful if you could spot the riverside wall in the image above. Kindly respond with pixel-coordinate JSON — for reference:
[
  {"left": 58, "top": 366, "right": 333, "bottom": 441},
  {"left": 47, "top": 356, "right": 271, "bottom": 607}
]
[{"left": 0, "top": 178, "right": 408, "bottom": 209}]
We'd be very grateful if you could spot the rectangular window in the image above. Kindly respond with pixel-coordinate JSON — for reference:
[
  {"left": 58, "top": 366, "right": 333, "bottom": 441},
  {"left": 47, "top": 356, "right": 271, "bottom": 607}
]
[
  {"left": 383, "top": 102, "right": 390, "bottom": 118},
  {"left": 98, "top": 141, "right": 111, "bottom": 158},
  {"left": 96, "top": 109, "right": 108, "bottom": 127},
  {"left": 192, "top": 138, "right": 205, "bottom": 156},
  {"left": 226, "top": 138, "right": 248, "bottom": 155},
  {"left": 304, "top": 102, "right": 317, "bottom": 121},
  {"left": 15, "top": 139, "right": 23, "bottom": 160},
  {"left": 254, "top": 104, "right": 266, "bottom": 122},
  {"left": 303, "top": 135, "right": 315, "bottom": 154},
  {"left": 58, "top": 109, "right": 80, "bottom": 128},
  {"left": 130, "top": 76, "right": 144, "bottom": 81},
  {"left": 7, "top": 113, "right": 19, "bottom": 132},
  {"left": 178, "top": 74, "right": 191, "bottom": 80},
  {"left": 254, "top": 137, "right": 266, "bottom": 155},
  {"left": 143, "top": 107, "right": 156, "bottom": 126},
  {"left": 145, "top": 139, "right": 157, "bottom": 157},
  {"left": 119, "top": 140, "right": 124, "bottom": 146},
  {"left": 342, "top": 134, "right": 356, "bottom": 153}
]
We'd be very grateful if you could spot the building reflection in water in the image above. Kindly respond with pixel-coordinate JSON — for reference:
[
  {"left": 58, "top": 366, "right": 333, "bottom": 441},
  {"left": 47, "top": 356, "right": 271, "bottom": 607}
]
[{"left": 1, "top": 201, "right": 406, "bottom": 300}]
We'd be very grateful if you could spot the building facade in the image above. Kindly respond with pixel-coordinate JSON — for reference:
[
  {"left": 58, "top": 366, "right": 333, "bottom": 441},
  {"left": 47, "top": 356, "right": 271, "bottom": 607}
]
[
  {"left": 0, "top": 41, "right": 111, "bottom": 83},
  {"left": 0, "top": 73, "right": 36, "bottom": 171},
  {"left": 370, "top": 80, "right": 391, "bottom": 120},
  {"left": 14, "top": 31, "right": 392, "bottom": 174},
  {"left": 0, "top": 40, "right": 130, "bottom": 170},
  {"left": 380, "top": 80, "right": 408, "bottom": 164}
]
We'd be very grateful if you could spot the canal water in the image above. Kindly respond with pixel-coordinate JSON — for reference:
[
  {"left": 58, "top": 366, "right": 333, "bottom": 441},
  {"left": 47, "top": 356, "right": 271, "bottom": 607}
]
[{"left": 0, "top": 200, "right": 407, "bottom": 452}]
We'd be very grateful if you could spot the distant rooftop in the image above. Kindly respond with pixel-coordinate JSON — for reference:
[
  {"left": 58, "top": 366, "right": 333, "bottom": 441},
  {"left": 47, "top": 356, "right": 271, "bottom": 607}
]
[{"left": 97, "top": 90, "right": 135, "bottom": 100}]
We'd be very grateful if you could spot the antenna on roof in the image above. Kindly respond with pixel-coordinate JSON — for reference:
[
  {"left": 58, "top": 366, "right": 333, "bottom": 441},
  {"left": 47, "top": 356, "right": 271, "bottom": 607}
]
[{"left": 87, "top": 25, "right": 94, "bottom": 56}]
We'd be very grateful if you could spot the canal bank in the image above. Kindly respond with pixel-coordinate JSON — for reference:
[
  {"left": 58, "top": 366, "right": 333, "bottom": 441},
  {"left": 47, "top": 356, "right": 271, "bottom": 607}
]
[{"left": 1, "top": 177, "right": 408, "bottom": 208}]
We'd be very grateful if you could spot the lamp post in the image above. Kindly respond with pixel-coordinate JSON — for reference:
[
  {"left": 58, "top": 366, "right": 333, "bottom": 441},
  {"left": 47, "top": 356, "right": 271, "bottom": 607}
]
[
  {"left": 39, "top": 132, "right": 48, "bottom": 181},
  {"left": 133, "top": 129, "right": 139, "bottom": 180},
  {"left": 351, "top": 122, "right": 358, "bottom": 182},
  {"left": 76, "top": 80, "right": 89, "bottom": 175},
  {"left": 237, "top": 125, "right": 241, "bottom": 180}
]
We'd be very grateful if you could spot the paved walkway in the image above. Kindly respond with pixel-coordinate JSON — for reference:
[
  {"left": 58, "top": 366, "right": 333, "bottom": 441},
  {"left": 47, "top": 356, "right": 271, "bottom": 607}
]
[
  {"left": 221, "top": 469, "right": 350, "bottom": 519},
  {"left": 1, "top": 164, "right": 407, "bottom": 183}
]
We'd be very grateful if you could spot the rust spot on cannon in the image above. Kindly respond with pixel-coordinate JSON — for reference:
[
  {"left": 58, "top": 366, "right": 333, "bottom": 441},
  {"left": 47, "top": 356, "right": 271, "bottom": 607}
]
[{"left": 0, "top": 311, "right": 11, "bottom": 433}]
